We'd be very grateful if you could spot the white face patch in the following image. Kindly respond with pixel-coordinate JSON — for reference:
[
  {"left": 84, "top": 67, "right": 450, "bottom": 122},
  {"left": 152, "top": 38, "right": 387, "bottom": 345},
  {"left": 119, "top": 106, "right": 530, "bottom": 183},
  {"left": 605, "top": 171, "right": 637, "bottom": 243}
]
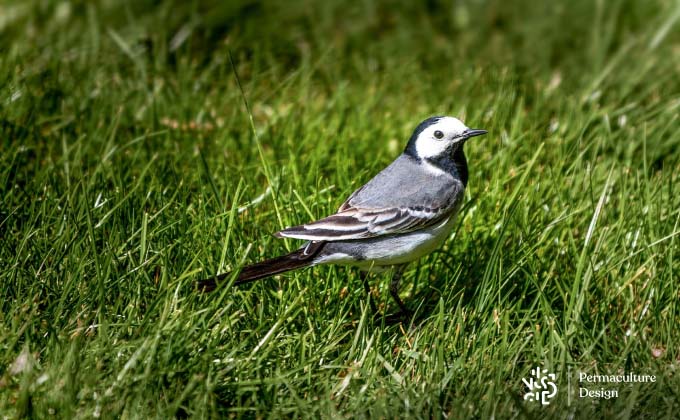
[{"left": 414, "top": 117, "right": 470, "bottom": 160}]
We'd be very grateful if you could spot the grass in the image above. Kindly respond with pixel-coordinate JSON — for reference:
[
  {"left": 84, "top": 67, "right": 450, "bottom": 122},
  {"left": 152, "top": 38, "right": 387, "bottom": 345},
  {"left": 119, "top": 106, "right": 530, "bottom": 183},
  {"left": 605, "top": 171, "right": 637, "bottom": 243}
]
[{"left": 1, "top": 0, "right": 679, "bottom": 418}]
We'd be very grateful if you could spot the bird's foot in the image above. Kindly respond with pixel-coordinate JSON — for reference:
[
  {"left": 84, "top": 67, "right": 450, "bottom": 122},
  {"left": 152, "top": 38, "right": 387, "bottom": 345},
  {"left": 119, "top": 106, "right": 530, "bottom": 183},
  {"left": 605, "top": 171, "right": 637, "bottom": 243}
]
[{"left": 378, "top": 308, "right": 414, "bottom": 325}]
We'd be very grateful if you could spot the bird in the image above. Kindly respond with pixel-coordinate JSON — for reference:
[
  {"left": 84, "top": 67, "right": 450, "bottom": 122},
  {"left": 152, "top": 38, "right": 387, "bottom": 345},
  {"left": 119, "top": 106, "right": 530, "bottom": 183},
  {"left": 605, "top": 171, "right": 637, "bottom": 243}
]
[{"left": 197, "top": 116, "right": 487, "bottom": 314}]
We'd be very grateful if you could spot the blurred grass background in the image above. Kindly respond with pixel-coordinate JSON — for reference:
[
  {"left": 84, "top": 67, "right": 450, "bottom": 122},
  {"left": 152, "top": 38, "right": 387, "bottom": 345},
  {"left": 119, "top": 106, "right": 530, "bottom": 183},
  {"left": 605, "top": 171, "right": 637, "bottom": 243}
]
[{"left": 1, "top": 0, "right": 679, "bottom": 418}]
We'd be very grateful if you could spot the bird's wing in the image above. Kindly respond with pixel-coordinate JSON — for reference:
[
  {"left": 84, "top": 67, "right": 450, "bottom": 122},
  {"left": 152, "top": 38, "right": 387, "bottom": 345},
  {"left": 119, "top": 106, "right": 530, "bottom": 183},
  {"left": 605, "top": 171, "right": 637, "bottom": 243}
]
[
  {"left": 277, "top": 154, "right": 464, "bottom": 241},
  {"left": 337, "top": 184, "right": 364, "bottom": 212},
  {"left": 275, "top": 205, "right": 453, "bottom": 241}
]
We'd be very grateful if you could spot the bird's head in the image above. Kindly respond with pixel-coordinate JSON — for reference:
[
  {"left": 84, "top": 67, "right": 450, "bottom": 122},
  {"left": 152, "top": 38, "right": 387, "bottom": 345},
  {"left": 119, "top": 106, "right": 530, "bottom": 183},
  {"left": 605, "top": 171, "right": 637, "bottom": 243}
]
[{"left": 404, "top": 116, "right": 487, "bottom": 161}]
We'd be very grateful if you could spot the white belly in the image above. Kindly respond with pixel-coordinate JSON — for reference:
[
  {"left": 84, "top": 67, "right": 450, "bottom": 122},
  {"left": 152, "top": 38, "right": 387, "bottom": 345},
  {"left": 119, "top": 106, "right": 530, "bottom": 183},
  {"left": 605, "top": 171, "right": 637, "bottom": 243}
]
[{"left": 317, "top": 215, "right": 458, "bottom": 271}]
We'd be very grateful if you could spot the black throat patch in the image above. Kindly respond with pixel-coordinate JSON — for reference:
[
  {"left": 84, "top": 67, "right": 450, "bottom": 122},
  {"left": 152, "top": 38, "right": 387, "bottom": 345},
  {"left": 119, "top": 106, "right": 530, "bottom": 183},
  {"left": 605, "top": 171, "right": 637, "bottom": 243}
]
[{"left": 424, "top": 144, "right": 469, "bottom": 186}]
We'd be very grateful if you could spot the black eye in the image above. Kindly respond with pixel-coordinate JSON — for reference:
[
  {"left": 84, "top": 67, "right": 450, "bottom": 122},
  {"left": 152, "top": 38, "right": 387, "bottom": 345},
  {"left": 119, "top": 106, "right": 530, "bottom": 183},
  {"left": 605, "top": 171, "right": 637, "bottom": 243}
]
[{"left": 434, "top": 130, "right": 444, "bottom": 139}]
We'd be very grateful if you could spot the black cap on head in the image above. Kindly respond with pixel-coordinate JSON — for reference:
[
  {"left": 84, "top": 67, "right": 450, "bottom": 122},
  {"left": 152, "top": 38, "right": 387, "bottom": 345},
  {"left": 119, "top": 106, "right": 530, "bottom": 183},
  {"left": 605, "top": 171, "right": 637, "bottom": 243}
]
[{"left": 404, "top": 116, "right": 445, "bottom": 158}]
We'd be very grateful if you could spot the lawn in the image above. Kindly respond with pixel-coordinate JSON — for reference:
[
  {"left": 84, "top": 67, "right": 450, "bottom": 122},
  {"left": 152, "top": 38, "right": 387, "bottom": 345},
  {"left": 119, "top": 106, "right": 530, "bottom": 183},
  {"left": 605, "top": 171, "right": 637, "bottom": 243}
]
[{"left": 1, "top": 0, "right": 679, "bottom": 418}]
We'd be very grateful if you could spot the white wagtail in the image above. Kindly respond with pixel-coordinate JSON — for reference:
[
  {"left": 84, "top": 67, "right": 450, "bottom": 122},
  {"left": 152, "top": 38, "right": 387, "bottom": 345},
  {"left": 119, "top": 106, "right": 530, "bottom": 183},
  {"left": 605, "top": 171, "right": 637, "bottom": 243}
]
[{"left": 198, "top": 116, "right": 487, "bottom": 313}]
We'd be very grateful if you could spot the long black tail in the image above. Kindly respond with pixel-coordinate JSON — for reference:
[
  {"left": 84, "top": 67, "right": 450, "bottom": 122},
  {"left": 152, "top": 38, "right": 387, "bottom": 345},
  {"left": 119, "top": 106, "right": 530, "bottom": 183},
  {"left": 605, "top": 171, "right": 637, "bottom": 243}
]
[{"left": 197, "top": 242, "right": 324, "bottom": 292}]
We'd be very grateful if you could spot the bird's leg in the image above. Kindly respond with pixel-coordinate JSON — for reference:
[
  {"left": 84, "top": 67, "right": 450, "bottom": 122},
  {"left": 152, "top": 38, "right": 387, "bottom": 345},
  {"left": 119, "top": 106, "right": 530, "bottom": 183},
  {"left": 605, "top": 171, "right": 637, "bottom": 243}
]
[
  {"left": 389, "top": 264, "right": 410, "bottom": 316},
  {"left": 360, "top": 271, "right": 377, "bottom": 313},
  {"left": 360, "top": 270, "right": 371, "bottom": 295}
]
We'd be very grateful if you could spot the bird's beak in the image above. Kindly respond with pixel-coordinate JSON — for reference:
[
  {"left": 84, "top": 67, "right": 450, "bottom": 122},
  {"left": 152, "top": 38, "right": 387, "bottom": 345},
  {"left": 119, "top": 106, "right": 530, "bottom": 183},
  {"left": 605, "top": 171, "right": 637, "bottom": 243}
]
[{"left": 463, "top": 129, "right": 487, "bottom": 139}]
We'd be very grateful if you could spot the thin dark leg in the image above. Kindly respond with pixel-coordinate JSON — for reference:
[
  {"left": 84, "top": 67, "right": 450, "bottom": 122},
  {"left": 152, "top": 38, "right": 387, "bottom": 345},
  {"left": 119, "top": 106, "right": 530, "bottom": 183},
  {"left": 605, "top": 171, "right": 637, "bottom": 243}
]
[
  {"left": 360, "top": 271, "right": 377, "bottom": 312},
  {"left": 360, "top": 271, "right": 370, "bottom": 295},
  {"left": 389, "top": 265, "right": 410, "bottom": 315}
]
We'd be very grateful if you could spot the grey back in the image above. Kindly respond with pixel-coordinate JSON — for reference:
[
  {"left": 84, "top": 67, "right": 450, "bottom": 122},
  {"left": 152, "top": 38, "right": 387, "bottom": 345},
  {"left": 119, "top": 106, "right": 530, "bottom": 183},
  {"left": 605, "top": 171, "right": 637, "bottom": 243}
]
[{"left": 342, "top": 154, "right": 465, "bottom": 212}]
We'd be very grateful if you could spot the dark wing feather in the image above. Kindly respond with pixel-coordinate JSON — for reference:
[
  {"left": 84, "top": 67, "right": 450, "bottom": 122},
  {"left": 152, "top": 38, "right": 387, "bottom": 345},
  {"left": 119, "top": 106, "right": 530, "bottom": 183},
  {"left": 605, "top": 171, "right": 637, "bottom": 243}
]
[
  {"left": 275, "top": 206, "right": 450, "bottom": 241},
  {"left": 277, "top": 154, "right": 465, "bottom": 242}
]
